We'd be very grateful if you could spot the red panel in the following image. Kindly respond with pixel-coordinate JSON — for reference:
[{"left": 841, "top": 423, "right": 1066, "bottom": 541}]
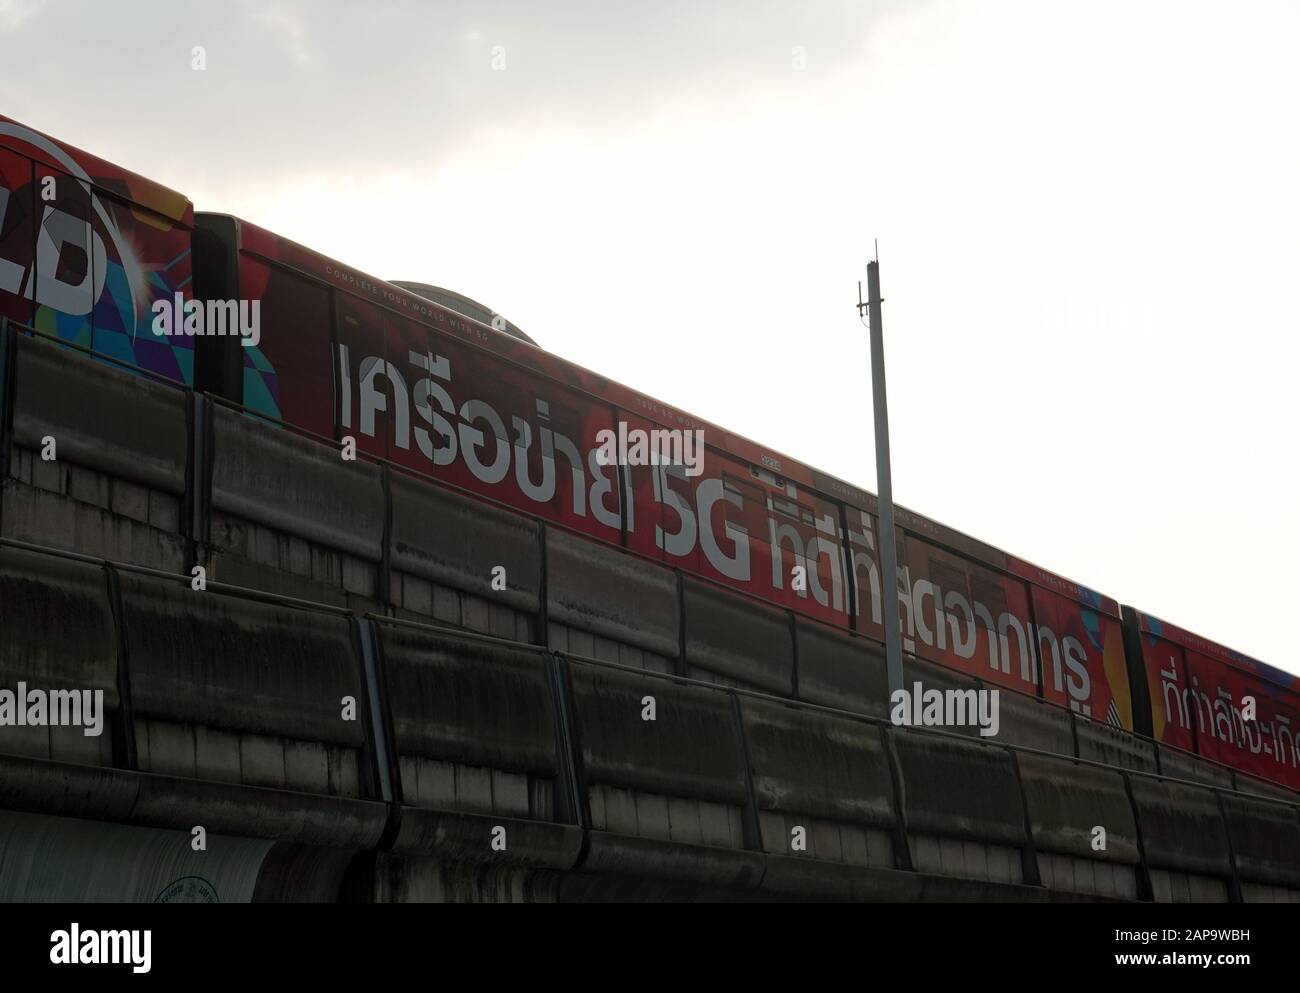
[
  {"left": 1141, "top": 632, "right": 1198, "bottom": 754},
  {"left": 1030, "top": 587, "right": 1129, "bottom": 724},
  {"left": 0, "top": 148, "right": 33, "bottom": 326},
  {"left": 1140, "top": 616, "right": 1300, "bottom": 790},
  {"left": 899, "top": 537, "right": 1039, "bottom": 700},
  {"left": 334, "top": 292, "right": 391, "bottom": 460},
  {"left": 1184, "top": 649, "right": 1300, "bottom": 789},
  {"left": 242, "top": 255, "right": 334, "bottom": 436}
]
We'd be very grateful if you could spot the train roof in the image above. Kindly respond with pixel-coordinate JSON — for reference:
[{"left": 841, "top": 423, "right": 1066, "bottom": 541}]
[
  {"left": 0, "top": 114, "right": 192, "bottom": 225},
  {"left": 390, "top": 281, "right": 537, "bottom": 346}
]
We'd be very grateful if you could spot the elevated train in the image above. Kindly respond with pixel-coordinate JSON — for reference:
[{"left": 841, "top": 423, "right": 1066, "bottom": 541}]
[{"left": 1, "top": 112, "right": 1295, "bottom": 793}]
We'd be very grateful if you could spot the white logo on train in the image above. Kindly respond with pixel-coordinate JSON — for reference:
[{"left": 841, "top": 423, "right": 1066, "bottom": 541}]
[{"left": 0, "top": 122, "right": 148, "bottom": 338}]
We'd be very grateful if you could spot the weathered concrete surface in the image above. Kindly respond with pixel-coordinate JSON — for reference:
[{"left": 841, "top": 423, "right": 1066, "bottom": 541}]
[
  {"left": 683, "top": 577, "right": 793, "bottom": 694},
  {"left": 390, "top": 472, "right": 540, "bottom": 615},
  {"left": 12, "top": 333, "right": 187, "bottom": 495},
  {"left": 545, "top": 527, "right": 678, "bottom": 659},
  {"left": 0, "top": 546, "right": 118, "bottom": 766},
  {"left": 1074, "top": 716, "right": 1158, "bottom": 773},
  {"left": 379, "top": 623, "right": 556, "bottom": 819},
  {"left": 210, "top": 404, "right": 384, "bottom": 562},
  {"left": 794, "top": 620, "right": 887, "bottom": 717}
]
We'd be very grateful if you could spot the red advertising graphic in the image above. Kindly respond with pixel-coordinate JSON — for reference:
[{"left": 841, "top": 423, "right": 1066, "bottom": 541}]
[
  {"left": 0, "top": 114, "right": 194, "bottom": 383},
  {"left": 1140, "top": 612, "right": 1300, "bottom": 790}
]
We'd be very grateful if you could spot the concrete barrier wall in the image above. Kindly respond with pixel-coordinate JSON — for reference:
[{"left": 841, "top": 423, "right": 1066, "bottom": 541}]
[
  {"left": 993, "top": 690, "right": 1075, "bottom": 754},
  {"left": 794, "top": 621, "right": 887, "bottom": 717},
  {"left": 120, "top": 572, "right": 365, "bottom": 796},
  {"left": 890, "top": 730, "right": 1028, "bottom": 884},
  {"left": 209, "top": 404, "right": 384, "bottom": 607},
  {"left": 545, "top": 528, "right": 678, "bottom": 659},
  {"left": 3, "top": 334, "right": 187, "bottom": 570},
  {"left": 378, "top": 623, "right": 557, "bottom": 821},
  {"left": 740, "top": 697, "right": 896, "bottom": 868},
  {"left": 568, "top": 661, "right": 747, "bottom": 848},
  {"left": 1016, "top": 752, "right": 1140, "bottom": 899},
  {"left": 1128, "top": 777, "right": 1231, "bottom": 902},
  {"left": 12, "top": 333, "right": 187, "bottom": 495},
  {"left": 683, "top": 577, "right": 793, "bottom": 694},
  {"left": 0, "top": 546, "right": 117, "bottom": 767},
  {"left": 1233, "top": 772, "right": 1296, "bottom": 802},
  {"left": 390, "top": 473, "right": 540, "bottom": 616},
  {"left": 1219, "top": 792, "right": 1300, "bottom": 900},
  {"left": 1157, "top": 745, "right": 1235, "bottom": 788},
  {"left": 1074, "top": 716, "right": 1159, "bottom": 773}
]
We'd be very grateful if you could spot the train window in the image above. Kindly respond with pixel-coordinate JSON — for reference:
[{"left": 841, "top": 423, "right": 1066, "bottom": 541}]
[
  {"left": 771, "top": 494, "right": 817, "bottom": 526},
  {"left": 749, "top": 463, "right": 787, "bottom": 489}
]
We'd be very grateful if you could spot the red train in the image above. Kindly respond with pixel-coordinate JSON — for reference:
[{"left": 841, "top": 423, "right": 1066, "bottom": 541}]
[{"left": 1, "top": 112, "right": 1295, "bottom": 791}]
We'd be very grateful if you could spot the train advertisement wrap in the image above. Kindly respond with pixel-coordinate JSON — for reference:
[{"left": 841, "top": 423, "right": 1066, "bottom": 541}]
[
  {"left": 13, "top": 114, "right": 1300, "bottom": 792},
  {"left": 0, "top": 115, "right": 194, "bottom": 383},
  {"left": 1139, "top": 613, "right": 1300, "bottom": 790},
  {"left": 234, "top": 221, "right": 1134, "bottom": 728}
]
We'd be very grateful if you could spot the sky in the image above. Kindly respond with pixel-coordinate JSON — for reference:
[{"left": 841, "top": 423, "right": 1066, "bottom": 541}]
[{"left": 2, "top": 0, "right": 1297, "bottom": 671}]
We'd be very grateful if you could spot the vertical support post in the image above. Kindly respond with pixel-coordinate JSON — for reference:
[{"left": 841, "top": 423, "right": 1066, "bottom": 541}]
[{"left": 866, "top": 261, "right": 904, "bottom": 699}]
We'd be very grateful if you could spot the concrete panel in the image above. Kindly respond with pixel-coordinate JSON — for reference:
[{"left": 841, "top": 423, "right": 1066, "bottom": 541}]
[
  {"left": 1233, "top": 773, "right": 1297, "bottom": 802},
  {"left": 11, "top": 333, "right": 187, "bottom": 494},
  {"left": 1075, "top": 717, "right": 1158, "bottom": 772},
  {"left": 2, "top": 482, "right": 187, "bottom": 571},
  {"left": 120, "top": 573, "right": 364, "bottom": 750},
  {"left": 378, "top": 623, "right": 556, "bottom": 778},
  {"left": 391, "top": 808, "right": 582, "bottom": 869},
  {"left": 568, "top": 662, "right": 747, "bottom": 805},
  {"left": 545, "top": 528, "right": 678, "bottom": 659},
  {"left": 1129, "top": 777, "right": 1232, "bottom": 879},
  {"left": 991, "top": 690, "right": 1075, "bottom": 755},
  {"left": 207, "top": 548, "right": 349, "bottom": 609},
  {"left": 127, "top": 774, "right": 386, "bottom": 848},
  {"left": 1219, "top": 792, "right": 1300, "bottom": 888},
  {"left": 1156, "top": 745, "right": 1235, "bottom": 788},
  {"left": 891, "top": 729, "right": 1027, "bottom": 847},
  {"left": 362, "top": 852, "right": 563, "bottom": 903},
  {"left": 210, "top": 404, "right": 383, "bottom": 562},
  {"left": 683, "top": 577, "right": 793, "bottom": 695},
  {"left": 740, "top": 697, "right": 895, "bottom": 828},
  {"left": 795, "top": 621, "right": 887, "bottom": 717},
  {"left": 581, "top": 832, "right": 764, "bottom": 891},
  {"left": 0, "top": 753, "right": 140, "bottom": 822},
  {"left": 390, "top": 472, "right": 540, "bottom": 614},
  {"left": 1016, "top": 752, "right": 1140, "bottom": 864},
  {"left": 0, "top": 546, "right": 117, "bottom": 703}
]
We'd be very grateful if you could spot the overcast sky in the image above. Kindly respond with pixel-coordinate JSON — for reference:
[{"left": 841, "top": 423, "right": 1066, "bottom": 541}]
[{"left": 2, "top": 0, "right": 1296, "bottom": 671}]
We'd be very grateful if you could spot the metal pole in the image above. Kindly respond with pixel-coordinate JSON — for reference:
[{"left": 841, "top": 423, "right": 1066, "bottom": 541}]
[{"left": 866, "top": 261, "right": 905, "bottom": 699}]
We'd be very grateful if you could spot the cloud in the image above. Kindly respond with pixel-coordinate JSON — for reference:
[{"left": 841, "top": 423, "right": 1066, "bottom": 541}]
[
  {"left": 247, "top": 1, "right": 315, "bottom": 69},
  {"left": 0, "top": 0, "right": 42, "bottom": 31}
]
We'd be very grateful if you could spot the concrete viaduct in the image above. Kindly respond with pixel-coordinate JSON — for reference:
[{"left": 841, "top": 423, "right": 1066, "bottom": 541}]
[{"left": 0, "top": 325, "right": 1297, "bottom": 902}]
